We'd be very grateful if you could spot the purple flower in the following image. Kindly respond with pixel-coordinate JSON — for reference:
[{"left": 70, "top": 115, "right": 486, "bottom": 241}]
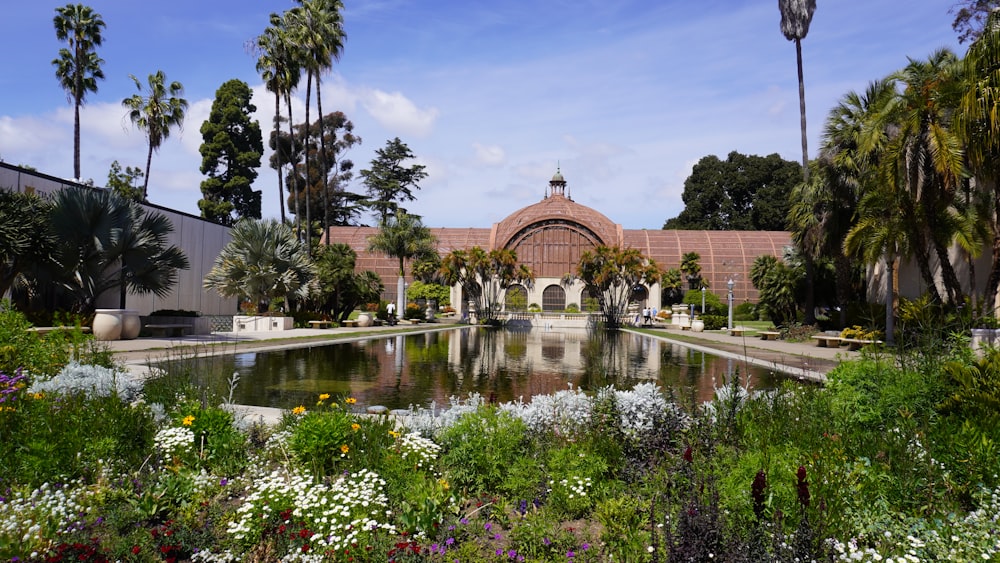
[
  {"left": 484, "top": 522, "right": 492, "bottom": 531},
  {"left": 582, "top": 543, "right": 590, "bottom": 551},
  {"left": 507, "top": 549, "right": 517, "bottom": 558},
  {"left": 446, "top": 537, "right": 455, "bottom": 546},
  {"left": 496, "top": 548, "right": 503, "bottom": 556},
  {"left": 567, "top": 550, "right": 575, "bottom": 558},
  {"left": 543, "top": 537, "right": 552, "bottom": 546},
  {"left": 460, "top": 517, "right": 469, "bottom": 525}
]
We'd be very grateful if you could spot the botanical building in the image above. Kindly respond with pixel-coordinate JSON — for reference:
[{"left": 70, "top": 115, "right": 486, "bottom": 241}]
[{"left": 323, "top": 170, "right": 792, "bottom": 316}]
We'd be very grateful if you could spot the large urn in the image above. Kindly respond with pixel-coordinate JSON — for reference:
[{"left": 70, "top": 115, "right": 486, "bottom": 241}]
[
  {"left": 92, "top": 309, "right": 124, "bottom": 341},
  {"left": 120, "top": 309, "right": 141, "bottom": 340},
  {"left": 357, "top": 312, "right": 374, "bottom": 327}
]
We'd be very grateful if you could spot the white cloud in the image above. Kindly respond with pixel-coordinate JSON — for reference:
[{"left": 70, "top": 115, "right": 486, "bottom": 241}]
[
  {"left": 360, "top": 89, "right": 438, "bottom": 137},
  {"left": 472, "top": 142, "right": 505, "bottom": 166}
]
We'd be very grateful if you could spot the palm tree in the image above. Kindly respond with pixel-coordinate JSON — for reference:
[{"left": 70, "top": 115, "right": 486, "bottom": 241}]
[
  {"left": 48, "top": 188, "right": 189, "bottom": 313},
  {"left": 844, "top": 182, "right": 909, "bottom": 345},
  {"left": 887, "top": 49, "right": 965, "bottom": 304},
  {"left": 960, "top": 9, "right": 1000, "bottom": 312},
  {"left": 286, "top": 0, "right": 345, "bottom": 249},
  {"left": 52, "top": 3, "right": 106, "bottom": 181},
  {"left": 203, "top": 218, "right": 314, "bottom": 314},
  {"left": 574, "top": 245, "right": 661, "bottom": 330},
  {"left": 122, "top": 70, "right": 189, "bottom": 200},
  {"left": 778, "top": 0, "right": 817, "bottom": 183},
  {"left": 440, "top": 247, "right": 534, "bottom": 325},
  {"left": 366, "top": 211, "right": 437, "bottom": 318},
  {"left": 255, "top": 13, "right": 301, "bottom": 225}
]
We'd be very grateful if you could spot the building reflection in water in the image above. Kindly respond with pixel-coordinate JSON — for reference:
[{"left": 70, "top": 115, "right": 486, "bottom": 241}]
[{"left": 181, "top": 328, "right": 782, "bottom": 411}]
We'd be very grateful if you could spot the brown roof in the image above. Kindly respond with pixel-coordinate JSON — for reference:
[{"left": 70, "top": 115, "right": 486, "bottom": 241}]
[{"left": 492, "top": 192, "right": 621, "bottom": 249}]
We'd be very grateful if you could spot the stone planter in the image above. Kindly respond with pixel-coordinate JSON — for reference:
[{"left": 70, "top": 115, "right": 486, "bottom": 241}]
[
  {"left": 92, "top": 309, "right": 123, "bottom": 341},
  {"left": 357, "top": 312, "right": 374, "bottom": 327},
  {"left": 141, "top": 316, "right": 211, "bottom": 335},
  {"left": 691, "top": 318, "right": 705, "bottom": 332},
  {"left": 120, "top": 310, "right": 141, "bottom": 340},
  {"left": 233, "top": 315, "right": 293, "bottom": 333}
]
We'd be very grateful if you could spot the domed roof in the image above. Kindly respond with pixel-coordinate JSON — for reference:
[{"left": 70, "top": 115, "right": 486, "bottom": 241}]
[
  {"left": 551, "top": 170, "right": 565, "bottom": 183},
  {"left": 492, "top": 190, "right": 621, "bottom": 249}
]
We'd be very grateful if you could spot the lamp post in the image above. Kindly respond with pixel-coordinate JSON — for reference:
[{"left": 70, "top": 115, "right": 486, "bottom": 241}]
[
  {"left": 701, "top": 286, "right": 706, "bottom": 315},
  {"left": 727, "top": 278, "right": 735, "bottom": 331}
]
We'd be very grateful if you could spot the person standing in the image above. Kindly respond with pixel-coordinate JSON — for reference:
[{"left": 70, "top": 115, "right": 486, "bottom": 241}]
[{"left": 387, "top": 301, "right": 397, "bottom": 325}]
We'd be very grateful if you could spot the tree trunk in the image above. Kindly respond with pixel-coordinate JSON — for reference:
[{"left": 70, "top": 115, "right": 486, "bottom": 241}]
[
  {"left": 885, "top": 254, "right": 895, "bottom": 345},
  {"left": 275, "top": 91, "right": 285, "bottom": 224},
  {"left": 803, "top": 257, "right": 816, "bottom": 325},
  {"left": 142, "top": 142, "right": 154, "bottom": 200},
  {"left": 286, "top": 93, "right": 299, "bottom": 237},
  {"left": 304, "top": 71, "right": 313, "bottom": 254},
  {"left": 796, "top": 38, "right": 809, "bottom": 184},
  {"left": 317, "top": 75, "right": 329, "bottom": 242},
  {"left": 73, "top": 98, "right": 82, "bottom": 180}
]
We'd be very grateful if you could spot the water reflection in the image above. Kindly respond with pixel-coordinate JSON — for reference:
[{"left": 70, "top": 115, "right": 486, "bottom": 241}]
[{"left": 169, "top": 328, "right": 780, "bottom": 411}]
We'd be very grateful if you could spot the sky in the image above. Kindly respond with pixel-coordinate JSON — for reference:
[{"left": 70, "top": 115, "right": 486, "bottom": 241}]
[{"left": 0, "top": 1, "right": 965, "bottom": 230}]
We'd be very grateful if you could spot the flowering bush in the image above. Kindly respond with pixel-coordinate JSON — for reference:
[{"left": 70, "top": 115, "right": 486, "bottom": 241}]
[
  {"left": 27, "top": 361, "right": 142, "bottom": 402},
  {"left": 225, "top": 468, "right": 396, "bottom": 560}
]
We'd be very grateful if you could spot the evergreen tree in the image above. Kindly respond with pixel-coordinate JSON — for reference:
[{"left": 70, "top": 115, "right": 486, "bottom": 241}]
[
  {"left": 197, "top": 79, "right": 264, "bottom": 226},
  {"left": 361, "top": 137, "right": 427, "bottom": 223}
]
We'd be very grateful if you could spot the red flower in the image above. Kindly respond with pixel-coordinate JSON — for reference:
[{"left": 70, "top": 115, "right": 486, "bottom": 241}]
[
  {"left": 682, "top": 446, "right": 693, "bottom": 463},
  {"left": 131, "top": 546, "right": 141, "bottom": 555}
]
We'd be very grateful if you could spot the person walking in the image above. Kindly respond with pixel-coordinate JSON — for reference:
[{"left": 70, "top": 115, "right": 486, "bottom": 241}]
[{"left": 387, "top": 301, "right": 397, "bottom": 325}]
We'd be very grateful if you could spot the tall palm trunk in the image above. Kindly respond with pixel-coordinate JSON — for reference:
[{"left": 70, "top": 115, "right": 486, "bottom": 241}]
[
  {"left": 142, "top": 143, "right": 154, "bottom": 199},
  {"left": 885, "top": 254, "right": 896, "bottom": 345},
  {"left": 796, "top": 38, "right": 809, "bottom": 183},
  {"left": 317, "top": 75, "right": 330, "bottom": 242},
  {"left": 73, "top": 95, "right": 82, "bottom": 180},
  {"left": 303, "top": 71, "right": 313, "bottom": 253},
  {"left": 285, "top": 92, "right": 299, "bottom": 238},
  {"left": 274, "top": 91, "right": 286, "bottom": 224}
]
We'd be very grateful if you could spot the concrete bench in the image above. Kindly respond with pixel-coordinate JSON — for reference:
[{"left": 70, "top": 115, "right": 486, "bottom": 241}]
[
  {"left": 680, "top": 324, "right": 692, "bottom": 331},
  {"left": 144, "top": 323, "right": 191, "bottom": 337},
  {"left": 842, "top": 338, "right": 882, "bottom": 351},
  {"left": 759, "top": 331, "right": 781, "bottom": 340},
  {"left": 811, "top": 335, "right": 842, "bottom": 348},
  {"left": 404, "top": 319, "right": 421, "bottom": 325},
  {"left": 729, "top": 328, "right": 745, "bottom": 337},
  {"left": 342, "top": 320, "right": 359, "bottom": 328},
  {"left": 308, "top": 320, "right": 334, "bottom": 329}
]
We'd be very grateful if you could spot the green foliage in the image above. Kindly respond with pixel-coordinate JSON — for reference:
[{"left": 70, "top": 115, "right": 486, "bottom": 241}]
[
  {"left": 663, "top": 151, "right": 801, "bottom": 230},
  {"left": 106, "top": 160, "right": 144, "bottom": 202},
  {"left": 286, "top": 397, "right": 361, "bottom": 478},
  {"left": 203, "top": 218, "right": 314, "bottom": 313},
  {"left": 440, "top": 246, "right": 533, "bottom": 325},
  {"left": 750, "top": 253, "right": 802, "bottom": 326},
  {"left": 683, "top": 289, "right": 724, "bottom": 315},
  {"left": 0, "top": 302, "right": 72, "bottom": 378},
  {"left": 439, "top": 407, "right": 531, "bottom": 495},
  {"left": 574, "top": 245, "right": 660, "bottom": 330},
  {"left": 545, "top": 444, "right": 608, "bottom": 519},
  {"left": 361, "top": 137, "right": 428, "bottom": 223},
  {"left": 122, "top": 70, "right": 188, "bottom": 198},
  {"left": 197, "top": 79, "right": 264, "bottom": 226},
  {"left": 403, "top": 302, "right": 424, "bottom": 320},
  {"left": 174, "top": 401, "right": 248, "bottom": 475},
  {"left": 407, "top": 280, "right": 450, "bottom": 306},
  {"left": 595, "top": 495, "right": 652, "bottom": 560},
  {"left": 312, "top": 243, "right": 383, "bottom": 321},
  {"left": 0, "top": 392, "right": 154, "bottom": 487}
]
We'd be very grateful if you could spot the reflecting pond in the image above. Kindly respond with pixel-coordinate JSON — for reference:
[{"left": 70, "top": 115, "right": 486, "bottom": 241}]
[{"left": 166, "top": 328, "right": 783, "bottom": 411}]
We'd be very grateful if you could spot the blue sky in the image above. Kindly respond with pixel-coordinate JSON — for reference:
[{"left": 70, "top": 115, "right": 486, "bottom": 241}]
[{"left": 0, "top": 1, "right": 963, "bottom": 230}]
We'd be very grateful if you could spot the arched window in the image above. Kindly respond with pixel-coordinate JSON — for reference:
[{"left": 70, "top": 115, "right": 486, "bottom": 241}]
[
  {"left": 542, "top": 285, "right": 566, "bottom": 312},
  {"left": 505, "top": 284, "right": 527, "bottom": 312},
  {"left": 630, "top": 285, "right": 649, "bottom": 304}
]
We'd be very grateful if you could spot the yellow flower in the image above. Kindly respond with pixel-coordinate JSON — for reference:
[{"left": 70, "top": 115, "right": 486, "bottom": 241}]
[
  {"left": 351, "top": 423, "right": 360, "bottom": 431},
  {"left": 182, "top": 415, "right": 195, "bottom": 426},
  {"left": 292, "top": 405, "right": 306, "bottom": 415},
  {"left": 345, "top": 397, "right": 357, "bottom": 405},
  {"left": 32, "top": 392, "right": 45, "bottom": 400},
  {"left": 340, "top": 444, "right": 350, "bottom": 454},
  {"left": 318, "top": 393, "right": 330, "bottom": 401},
  {"left": 438, "top": 478, "right": 450, "bottom": 490},
  {"left": 388, "top": 430, "right": 400, "bottom": 439}
]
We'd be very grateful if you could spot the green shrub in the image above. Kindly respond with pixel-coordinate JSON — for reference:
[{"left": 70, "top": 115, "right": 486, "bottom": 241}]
[
  {"left": 0, "top": 302, "right": 72, "bottom": 378},
  {"left": 286, "top": 396, "right": 363, "bottom": 479},
  {"left": 173, "top": 401, "right": 248, "bottom": 475},
  {"left": 403, "top": 302, "right": 424, "bottom": 320},
  {"left": 439, "top": 407, "right": 531, "bottom": 495}
]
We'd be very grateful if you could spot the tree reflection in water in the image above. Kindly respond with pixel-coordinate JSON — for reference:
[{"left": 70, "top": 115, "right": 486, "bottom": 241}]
[{"left": 164, "top": 328, "right": 779, "bottom": 411}]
